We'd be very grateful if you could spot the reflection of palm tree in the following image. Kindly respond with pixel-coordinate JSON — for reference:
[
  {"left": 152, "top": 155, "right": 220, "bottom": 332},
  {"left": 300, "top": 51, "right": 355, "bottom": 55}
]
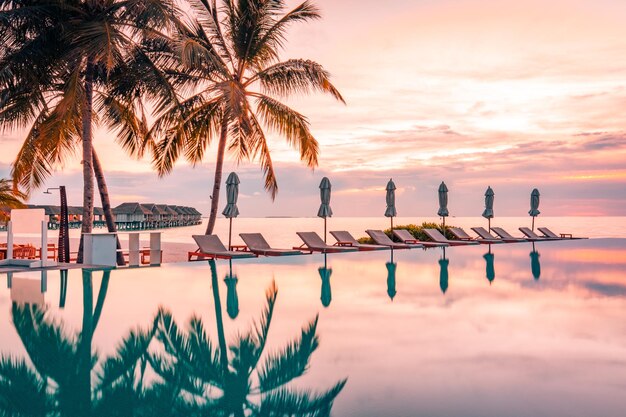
[
  {"left": 0, "top": 270, "right": 155, "bottom": 416},
  {"left": 154, "top": 259, "right": 346, "bottom": 416}
]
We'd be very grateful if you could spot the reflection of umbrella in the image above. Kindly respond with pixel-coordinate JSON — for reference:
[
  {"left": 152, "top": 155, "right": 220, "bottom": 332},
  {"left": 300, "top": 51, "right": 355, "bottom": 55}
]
[
  {"left": 437, "top": 182, "right": 449, "bottom": 235},
  {"left": 529, "top": 188, "right": 540, "bottom": 231},
  {"left": 384, "top": 179, "right": 397, "bottom": 231},
  {"left": 483, "top": 249, "right": 495, "bottom": 285},
  {"left": 319, "top": 254, "right": 332, "bottom": 307},
  {"left": 224, "top": 260, "right": 239, "bottom": 319},
  {"left": 530, "top": 243, "right": 541, "bottom": 280},
  {"left": 482, "top": 186, "right": 494, "bottom": 232},
  {"left": 222, "top": 172, "right": 240, "bottom": 249},
  {"left": 386, "top": 261, "right": 397, "bottom": 300},
  {"left": 317, "top": 177, "right": 332, "bottom": 243},
  {"left": 439, "top": 248, "right": 449, "bottom": 294}
]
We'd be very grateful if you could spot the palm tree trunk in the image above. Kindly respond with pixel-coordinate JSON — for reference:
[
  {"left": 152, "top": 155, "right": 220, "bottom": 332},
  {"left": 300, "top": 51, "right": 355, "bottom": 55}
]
[
  {"left": 78, "top": 270, "right": 94, "bottom": 416},
  {"left": 93, "top": 150, "right": 125, "bottom": 266},
  {"left": 205, "top": 121, "right": 228, "bottom": 235},
  {"left": 77, "top": 60, "right": 95, "bottom": 263}
]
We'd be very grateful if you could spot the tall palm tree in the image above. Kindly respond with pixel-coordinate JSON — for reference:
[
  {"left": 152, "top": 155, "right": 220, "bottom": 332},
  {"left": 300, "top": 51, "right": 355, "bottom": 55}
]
[
  {"left": 0, "top": 178, "right": 26, "bottom": 220},
  {"left": 0, "top": 0, "right": 179, "bottom": 261},
  {"left": 141, "top": 0, "right": 344, "bottom": 234},
  {"left": 152, "top": 260, "right": 347, "bottom": 416}
]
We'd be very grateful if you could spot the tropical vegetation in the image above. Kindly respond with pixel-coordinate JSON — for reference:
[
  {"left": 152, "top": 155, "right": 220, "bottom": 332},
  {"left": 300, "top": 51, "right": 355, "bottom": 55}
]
[
  {"left": 128, "top": 0, "right": 345, "bottom": 234},
  {"left": 357, "top": 222, "right": 456, "bottom": 243},
  {"left": 0, "top": 178, "right": 26, "bottom": 220},
  {"left": 0, "top": 0, "right": 179, "bottom": 261}
]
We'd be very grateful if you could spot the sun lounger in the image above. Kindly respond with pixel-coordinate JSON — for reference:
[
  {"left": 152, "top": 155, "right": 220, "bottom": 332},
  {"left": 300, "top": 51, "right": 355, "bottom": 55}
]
[
  {"left": 329, "top": 231, "right": 388, "bottom": 251},
  {"left": 188, "top": 235, "right": 257, "bottom": 261},
  {"left": 471, "top": 227, "right": 525, "bottom": 243},
  {"left": 518, "top": 227, "right": 561, "bottom": 241},
  {"left": 537, "top": 227, "right": 587, "bottom": 240},
  {"left": 365, "top": 230, "right": 420, "bottom": 249},
  {"left": 392, "top": 229, "right": 448, "bottom": 247},
  {"left": 491, "top": 227, "right": 529, "bottom": 242},
  {"left": 422, "top": 229, "right": 480, "bottom": 246},
  {"left": 239, "top": 233, "right": 304, "bottom": 256},
  {"left": 295, "top": 232, "right": 359, "bottom": 253},
  {"left": 449, "top": 227, "right": 503, "bottom": 244}
]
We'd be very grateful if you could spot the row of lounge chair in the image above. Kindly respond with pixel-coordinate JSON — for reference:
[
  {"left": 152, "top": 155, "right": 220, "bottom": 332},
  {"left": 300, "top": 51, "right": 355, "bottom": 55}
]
[{"left": 188, "top": 226, "right": 582, "bottom": 261}]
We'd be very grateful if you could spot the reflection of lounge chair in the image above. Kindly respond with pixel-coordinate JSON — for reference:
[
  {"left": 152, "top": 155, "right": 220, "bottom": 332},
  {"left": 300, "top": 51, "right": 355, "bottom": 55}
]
[
  {"left": 423, "top": 229, "right": 480, "bottom": 246},
  {"left": 239, "top": 233, "right": 303, "bottom": 256},
  {"left": 519, "top": 227, "right": 561, "bottom": 241},
  {"left": 295, "top": 232, "right": 359, "bottom": 253},
  {"left": 329, "top": 231, "right": 388, "bottom": 251},
  {"left": 537, "top": 227, "right": 587, "bottom": 239},
  {"left": 449, "top": 227, "right": 503, "bottom": 244},
  {"left": 392, "top": 229, "right": 447, "bottom": 247},
  {"left": 188, "top": 235, "right": 257, "bottom": 260},
  {"left": 366, "top": 230, "right": 419, "bottom": 249},
  {"left": 472, "top": 227, "right": 525, "bottom": 243},
  {"left": 491, "top": 227, "right": 528, "bottom": 242}
]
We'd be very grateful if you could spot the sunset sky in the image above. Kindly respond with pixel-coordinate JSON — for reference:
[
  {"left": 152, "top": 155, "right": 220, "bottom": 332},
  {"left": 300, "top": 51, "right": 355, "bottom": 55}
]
[{"left": 1, "top": 0, "right": 625, "bottom": 217}]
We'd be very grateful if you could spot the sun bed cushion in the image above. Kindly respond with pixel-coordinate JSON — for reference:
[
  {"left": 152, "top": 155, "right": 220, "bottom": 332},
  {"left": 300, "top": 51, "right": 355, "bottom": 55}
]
[
  {"left": 365, "top": 230, "right": 415, "bottom": 249},
  {"left": 239, "top": 233, "right": 303, "bottom": 256},
  {"left": 192, "top": 235, "right": 255, "bottom": 259},
  {"left": 329, "top": 231, "right": 388, "bottom": 251},
  {"left": 423, "top": 229, "right": 479, "bottom": 246},
  {"left": 392, "top": 229, "right": 447, "bottom": 247},
  {"left": 296, "top": 232, "right": 357, "bottom": 253}
]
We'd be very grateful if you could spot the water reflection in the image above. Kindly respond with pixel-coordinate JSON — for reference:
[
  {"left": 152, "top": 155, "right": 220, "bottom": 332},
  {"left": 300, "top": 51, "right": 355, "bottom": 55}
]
[
  {"left": 484, "top": 245, "right": 496, "bottom": 285},
  {"left": 319, "top": 254, "right": 332, "bottom": 307},
  {"left": 0, "top": 263, "right": 346, "bottom": 416},
  {"left": 386, "top": 250, "right": 397, "bottom": 300},
  {"left": 530, "top": 244, "right": 541, "bottom": 280},
  {"left": 439, "top": 248, "right": 449, "bottom": 294},
  {"left": 224, "top": 260, "right": 239, "bottom": 319}
]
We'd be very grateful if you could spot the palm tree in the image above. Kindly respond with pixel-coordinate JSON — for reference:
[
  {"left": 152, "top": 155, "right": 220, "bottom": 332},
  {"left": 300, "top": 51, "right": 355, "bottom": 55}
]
[
  {"left": 0, "top": 178, "right": 26, "bottom": 221},
  {"left": 0, "top": 0, "right": 179, "bottom": 261},
  {"left": 152, "top": 260, "right": 347, "bottom": 416},
  {"left": 141, "top": 0, "right": 344, "bottom": 234}
]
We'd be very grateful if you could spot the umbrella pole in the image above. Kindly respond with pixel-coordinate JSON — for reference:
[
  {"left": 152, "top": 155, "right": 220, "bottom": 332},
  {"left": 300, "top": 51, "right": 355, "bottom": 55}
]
[
  {"left": 391, "top": 217, "right": 394, "bottom": 231},
  {"left": 228, "top": 218, "right": 232, "bottom": 250},
  {"left": 442, "top": 217, "right": 446, "bottom": 237},
  {"left": 488, "top": 218, "right": 491, "bottom": 233},
  {"left": 531, "top": 216, "right": 535, "bottom": 232},
  {"left": 324, "top": 217, "right": 327, "bottom": 243}
]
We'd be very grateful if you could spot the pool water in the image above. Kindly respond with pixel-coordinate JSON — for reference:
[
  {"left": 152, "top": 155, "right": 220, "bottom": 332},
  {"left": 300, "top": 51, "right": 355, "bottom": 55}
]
[{"left": 1, "top": 238, "right": 625, "bottom": 416}]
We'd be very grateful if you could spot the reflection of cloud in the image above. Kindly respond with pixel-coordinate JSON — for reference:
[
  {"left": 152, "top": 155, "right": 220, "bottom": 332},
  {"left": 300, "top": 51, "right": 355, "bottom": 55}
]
[{"left": 582, "top": 282, "right": 626, "bottom": 297}]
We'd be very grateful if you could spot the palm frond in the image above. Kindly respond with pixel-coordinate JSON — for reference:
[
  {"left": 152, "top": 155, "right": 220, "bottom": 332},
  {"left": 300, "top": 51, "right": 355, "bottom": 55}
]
[
  {"left": 0, "top": 356, "right": 50, "bottom": 416},
  {"left": 259, "top": 379, "right": 347, "bottom": 416},
  {"left": 254, "top": 94, "right": 318, "bottom": 168},
  {"left": 257, "top": 315, "right": 319, "bottom": 392}
]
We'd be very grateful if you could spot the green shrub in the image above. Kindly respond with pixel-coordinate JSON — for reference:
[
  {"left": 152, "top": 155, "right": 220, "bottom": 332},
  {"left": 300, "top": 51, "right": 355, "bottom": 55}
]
[{"left": 357, "top": 222, "right": 455, "bottom": 242}]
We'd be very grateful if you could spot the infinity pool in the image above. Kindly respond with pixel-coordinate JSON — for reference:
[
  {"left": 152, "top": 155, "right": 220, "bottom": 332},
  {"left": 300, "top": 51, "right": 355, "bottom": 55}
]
[{"left": 1, "top": 239, "right": 625, "bottom": 416}]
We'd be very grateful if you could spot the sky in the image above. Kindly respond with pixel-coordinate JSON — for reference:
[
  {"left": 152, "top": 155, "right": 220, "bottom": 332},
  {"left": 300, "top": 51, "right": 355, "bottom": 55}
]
[{"left": 1, "top": 0, "right": 625, "bottom": 217}]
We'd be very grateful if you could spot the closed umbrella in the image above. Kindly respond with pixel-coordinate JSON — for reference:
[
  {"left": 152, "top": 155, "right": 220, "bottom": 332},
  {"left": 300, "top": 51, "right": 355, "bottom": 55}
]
[
  {"left": 385, "top": 179, "right": 397, "bottom": 231},
  {"left": 482, "top": 186, "right": 494, "bottom": 232},
  {"left": 386, "top": 261, "right": 397, "bottom": 301},
  {"left": 319, "top": 254, "right": 332, "bottom": 307},
  {"left": 224, "top": 260, "right": 239, "bottom": 319},
  {"left": 437, "top": 182, "right": 449, "bottom": 235},
  {"left": 222, "top": 172, "right": 240, "bottom": 249},
  {"left": 439, "top": 247, "right": 449, "bottom": 294},
  {"left": 317, "top": 177, "right": 332, "bottom": 243},
  {"left": 529, "top": 188, "right": 540, "bottom": 231},
  {"left": 530, "top": 243, "right": 541, "bottom": 280}
]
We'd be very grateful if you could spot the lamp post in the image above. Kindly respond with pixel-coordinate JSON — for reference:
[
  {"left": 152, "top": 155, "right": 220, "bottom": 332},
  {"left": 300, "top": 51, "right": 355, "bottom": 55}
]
[{"left": 44, "top": 186, "right": 70, "bottom": 263}]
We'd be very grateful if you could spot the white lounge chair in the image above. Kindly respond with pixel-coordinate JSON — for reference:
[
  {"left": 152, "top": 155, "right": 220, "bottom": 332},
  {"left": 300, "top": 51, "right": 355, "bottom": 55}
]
[
  {"left": 422, "top": 229, "right": 479, "bottom": 246},
  {"left": 365, "top": 230, "right": 420, "bottom": 249},
  {"left": 392, "top": 229, "right": 447, "bottom": 247},
  {"left": 518, "top": 227, "right": 561, "bottom": 241},
  {"left": 295, "top": 232, "right": 359, "bottom": 254},
  {"left": 239, "top": 233, "right": 304, "bottom": 256},
  {"left": 189, "top": 235, "right": 257, "bottom": 260},
  {"left": 329, "top": 231, "right": 388, "bottom": 251},
  {"left": 472, "top": 227, "right": 525, "bottom": 243},
  {"left": 449, "top": 227, "right": 502, "bottom": 244}
]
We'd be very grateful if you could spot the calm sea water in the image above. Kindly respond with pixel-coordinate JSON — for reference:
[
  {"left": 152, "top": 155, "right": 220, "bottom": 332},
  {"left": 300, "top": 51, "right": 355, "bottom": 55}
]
[{"left": 1, "top": 238, "right": 625, "bottom": 416}]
